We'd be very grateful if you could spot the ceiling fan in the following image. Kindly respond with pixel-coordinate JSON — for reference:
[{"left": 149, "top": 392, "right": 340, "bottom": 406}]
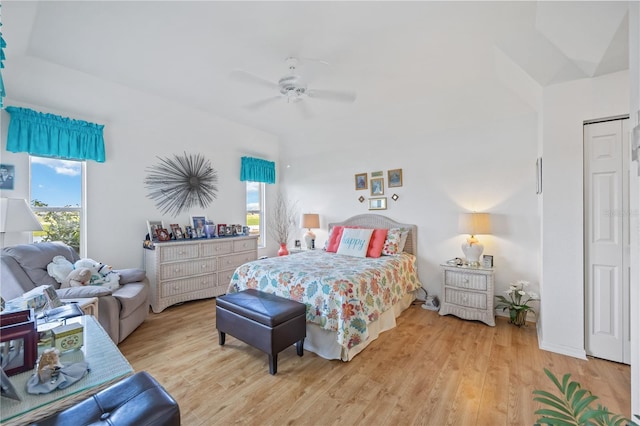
[{"left": 230, "top": 57, "right": 357, "bottom": 114}]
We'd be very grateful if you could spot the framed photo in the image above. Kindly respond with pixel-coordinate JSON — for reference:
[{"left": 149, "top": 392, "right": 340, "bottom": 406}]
[
  {"left": 482, "top": 255, "right": 494, "bottom": 268},
  {"left": 155, "top": 228, "right": 171, "bottom": 241},
  {"left": 0, "top": 164, "right": 15, "bottom": 190},
  {"left": 170, "top": 224, "right": 184, "bottom": 239},
  {"left": 370, "top": 178, "right": 384, "bottom": 196},
  {"left": 388, "top": 168, "right": 403, "bottom": 188},
  {"left": 191, "top": 216, "right": 207, "bottom": 238},
  {"left": 0, "top": 310, "right": 37, "bottom": 376},
  {"left": 147, "top": 220, "right": 164, "bottom": 241},
  {"left": 355, "top": 173, "right": 367, "bottom": 190},
  {"left": 184, "top": 225, "right": 193, "bottom": 239},
  {"left": 368, "top": 197, "right": 387, "bottom": 210},
  {"left": 371, "top": 170, "right": 383, "bottom": 178},
  {"left": 1, "top": 368, "right": 21, "bottom": 401}
]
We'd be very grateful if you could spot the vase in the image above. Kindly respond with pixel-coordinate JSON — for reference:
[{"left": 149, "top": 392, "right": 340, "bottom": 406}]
[
  {"left": 278, "top": 243, "right": 289, "bottom": 256},
  {"left": 509, "top": 308, "right": 527, "bottom": 327}
]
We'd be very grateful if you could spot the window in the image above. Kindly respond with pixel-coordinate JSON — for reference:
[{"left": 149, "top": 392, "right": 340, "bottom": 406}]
[
  {"left": 30, "top": 156, "right": 85, "bottom": 255},
  {"left": 246, "top": 181, "right": 265, "bottom": 247}
]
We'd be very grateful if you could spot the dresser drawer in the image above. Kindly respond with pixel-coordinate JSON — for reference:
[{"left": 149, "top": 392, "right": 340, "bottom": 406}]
[
  {"left": 217, "top": 268, "right": 237, "bottom": 289},
  {"left": 160, "top": 258, "right": 217, "bottom": 280},
  {"left": 444, "top": 288, "right": 487, "bottom": 309},
  {"left": 201, "top": 241, "right": 233, "bottom": 257},
  {"left": 444, "top": 270, "right": 488, "bottom": 291},
  {"left": 160, "top": 244, "right": 199, "bottom": 262},
  {"left": 218, "top": 252, "right": 255, "bottom": 271},
  {"left": 233, "top": 238, "right": 257, "bottom": 253},
  {"left": 161, "top": 274, "right": 218, "bottom": 297}
]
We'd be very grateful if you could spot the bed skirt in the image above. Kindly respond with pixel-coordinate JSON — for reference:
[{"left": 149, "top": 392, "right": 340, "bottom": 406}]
[{"left": 303, "top": 291, "right": 416, "bottom": 361}]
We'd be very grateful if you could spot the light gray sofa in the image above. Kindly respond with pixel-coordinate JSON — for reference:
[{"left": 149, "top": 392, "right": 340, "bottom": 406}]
[{"left": 1, "top": 242, "right": 149, "bottom": 344}]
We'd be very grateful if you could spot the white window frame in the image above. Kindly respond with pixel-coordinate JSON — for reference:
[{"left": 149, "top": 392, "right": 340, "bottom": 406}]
[{"left": 246, "top": 181, "right": 266, "bottom": 248}]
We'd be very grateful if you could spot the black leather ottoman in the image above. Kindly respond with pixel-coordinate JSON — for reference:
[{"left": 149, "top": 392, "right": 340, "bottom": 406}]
[
  {"left": 33, "top": 371, "right": 180, "bottom": 426},
  {"left": 216, "top": 289, "right": 306, "bottom": 375}
]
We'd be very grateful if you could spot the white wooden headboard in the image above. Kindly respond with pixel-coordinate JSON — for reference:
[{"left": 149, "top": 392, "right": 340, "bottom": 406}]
[{"left": 327, "top": 214, "right": 418, "bottom": 256}]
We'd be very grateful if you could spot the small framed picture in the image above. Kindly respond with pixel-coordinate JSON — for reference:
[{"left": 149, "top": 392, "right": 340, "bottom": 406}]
[
  {"left": 170, "top": 224, "right": 183, "bottom": 239},
  {"left": 0, "top": 310, "right": 37, "bottom": 376},
  {"left": 355, "top": 173, "right": 368, "bottom": 190},
  {"left": 482, "top": 255, "right": 494, "bottom": 268},
  {"left": 184, "top": 225, "right": 193, "bottom": 239},
  {"left": 191, "top": 216, "right": 207, "bottom": 238},
  {"left": 0, "top": 164, "right": 15, "bottom": 190},
  {"left": 370, "top": 178, "right": 384, "bottom": 196},
  {"left": 371, "top": 170, "right": 383, "bottom": 178},
  {"left": 147, "top": 220, "right": 164, "bottom": 241},
  {"left": 368, "top": 197, "right": 387, "bottom": 210},
  {"left": 388, "top": 168, "right": 403, "bottom": 188},
  {"left": 155, "top": 228, "right": 171, "bottom": 242}
]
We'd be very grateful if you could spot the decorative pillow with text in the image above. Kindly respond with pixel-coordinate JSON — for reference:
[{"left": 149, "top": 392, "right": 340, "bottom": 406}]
[{"left": 337, "top": 228, "right": 374, "bottom": 258}]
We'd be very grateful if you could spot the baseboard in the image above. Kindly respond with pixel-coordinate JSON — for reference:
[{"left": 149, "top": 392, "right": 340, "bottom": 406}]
[{"left": 537, "top": 328, "right": 587, "bottom": 360}]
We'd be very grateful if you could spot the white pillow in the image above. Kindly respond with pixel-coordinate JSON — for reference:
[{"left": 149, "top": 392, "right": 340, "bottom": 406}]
[{"left": 337, "top": 228, "right": 374, "bottom": 258}]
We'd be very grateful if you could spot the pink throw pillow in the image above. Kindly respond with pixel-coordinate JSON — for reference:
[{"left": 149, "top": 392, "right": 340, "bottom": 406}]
[
  {"left": 367, "top": 228, "right": 388, "bottom": 258},
  {"left": 326, "top": 226, "right": 344, "bottom": 252}
]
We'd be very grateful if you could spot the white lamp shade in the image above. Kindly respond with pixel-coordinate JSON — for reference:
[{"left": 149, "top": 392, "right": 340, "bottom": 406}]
[
  {"left": 300, "top": 213, "right": 320, "bottom": 229},
  {"left": 0, "top": 198, "right": 44, "bottom": 233},
  {"left": 458, "top": 213, "right": 491, "bottom": 236}
]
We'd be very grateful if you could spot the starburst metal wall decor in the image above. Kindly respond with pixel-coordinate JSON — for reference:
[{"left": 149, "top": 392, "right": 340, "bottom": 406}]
[{"left": 144, "top": 152, "right": 218, "bottom": 217}]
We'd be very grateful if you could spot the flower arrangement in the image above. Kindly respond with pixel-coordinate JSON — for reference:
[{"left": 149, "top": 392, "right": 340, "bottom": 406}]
[{"left": 495, "top": 280, "right": 539, "bottom": 327}]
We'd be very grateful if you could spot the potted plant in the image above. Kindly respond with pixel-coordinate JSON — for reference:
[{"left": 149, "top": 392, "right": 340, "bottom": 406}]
[
  {"left": 268, "top": 191, "right": 298, "bottom": 256},
  {"left": 495, "top": 280, "right": 539, "bottom": 326},
  {"left": 533, "top": 368, "right": 636, "bottom": 426}
]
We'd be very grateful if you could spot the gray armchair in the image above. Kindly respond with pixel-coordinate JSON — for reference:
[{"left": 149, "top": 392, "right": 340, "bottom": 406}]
[{"left": 1, "top": 242, "right": 149, "bottom": 344}]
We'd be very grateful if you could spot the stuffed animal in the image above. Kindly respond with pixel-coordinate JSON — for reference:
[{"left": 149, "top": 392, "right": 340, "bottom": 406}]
[
  {"left": 47, "top": 255, "right": 74, "bottom": 284},
  {"left": 64, "top": 267, "right": 92, "bottom": 287},
  {"left": 97, "top": 263, "right": 120, "bottom": 288},
  {"left": 74, "top": 258, "right": 120, "bottom": 290}
]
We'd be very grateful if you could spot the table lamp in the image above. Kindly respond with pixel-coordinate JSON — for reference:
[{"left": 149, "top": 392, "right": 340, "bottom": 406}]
[
  {"left": 458, "top": 212, "right": 491, "bottom": 267},
  {"left": 0, "top": 198, "right": 43, "bottom": 247},
  {"left": 300, "top": 213, "right": 320, "bottom": 249}
]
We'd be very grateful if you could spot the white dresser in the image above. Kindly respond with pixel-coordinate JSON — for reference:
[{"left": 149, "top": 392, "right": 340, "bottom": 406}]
[
  {"left": 144, "top": 236, "right": 258, "bottom": 313},
  {"left": 438, "top": 264, "right": 495, "bottom": 326}
]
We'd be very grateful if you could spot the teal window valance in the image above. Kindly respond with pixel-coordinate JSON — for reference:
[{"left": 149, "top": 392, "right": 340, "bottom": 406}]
[
  {"left": 240, "top": 156, "right": 275, "bottom": 184},
  {"left": 6, "top": 107, "right": 106, "bottom": 162},
  {"left": 1, "top": 20, "right": 6, "bottom": 108}
]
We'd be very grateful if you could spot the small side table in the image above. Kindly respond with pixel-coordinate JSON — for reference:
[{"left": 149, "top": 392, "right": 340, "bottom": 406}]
[
  {"left": 438, "top": 264, "right": 495, "bottom": 326},
  {"left": 61, "top": 297, "right": 99, "bottom": 318}
]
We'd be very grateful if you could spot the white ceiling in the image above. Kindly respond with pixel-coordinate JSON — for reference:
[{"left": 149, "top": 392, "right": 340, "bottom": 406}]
[{"left": 2, "top": 1, "right": 629, "bottom": 151}]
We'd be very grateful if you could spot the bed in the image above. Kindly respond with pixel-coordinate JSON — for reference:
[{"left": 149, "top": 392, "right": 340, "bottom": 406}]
[{"left": 227, "top": 214, "right": 422, "bottom": 361}]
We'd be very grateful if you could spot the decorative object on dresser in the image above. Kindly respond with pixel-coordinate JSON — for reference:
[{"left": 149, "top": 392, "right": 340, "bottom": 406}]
[
  {"left": 458, "top": 212, "right": 491, "bottom": 267},
  {"left": 146, "top": 220, "right": 163, "bottom": 242},
  {"left": 300, "top": 213, "right": 320, "bottom": 250},
  {"left": 0, "top": 198, "right": 44, "bottom": 248},
  {"left": 439, "top": 263, "right": 495, "bottom": 326},
  {"left": 191, "top": 215, "right": 207, "bottom": 238},
  {"left": 495, "top": 280, "right": 539, "bottom": 327},
  {"left": 144, "top": 152, "right": 219, "bottom": 216},
  {"left": 144, "top": 235, "right": 258, "bottom": 313}
]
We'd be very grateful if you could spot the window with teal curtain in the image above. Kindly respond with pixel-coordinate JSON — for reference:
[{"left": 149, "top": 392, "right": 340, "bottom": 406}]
[
  {"left": 5, "top": 107, "right": 106, "bottom": 162},
  {"left": 240, "top": 156, "right": 276, "bottom": 184}
]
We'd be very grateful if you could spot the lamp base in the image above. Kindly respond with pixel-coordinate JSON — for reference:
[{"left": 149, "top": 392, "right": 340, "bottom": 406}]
[
  {"left": 461, "top": 241, "right": 484, "bottom": 267},
  {"left": 304, "top": 230, "right": 316, "bottom": 250}
]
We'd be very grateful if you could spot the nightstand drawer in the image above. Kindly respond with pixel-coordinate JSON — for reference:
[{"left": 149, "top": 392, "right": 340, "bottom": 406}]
[
  {"left": 444, "top": 288, "right": 487, "bottom": 309},
  {"left": 444, "top": 270, "right": 488, "bottom": 291}
]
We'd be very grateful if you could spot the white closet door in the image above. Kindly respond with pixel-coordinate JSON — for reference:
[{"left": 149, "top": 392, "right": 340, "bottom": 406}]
[{"left": 584, "top": 119, "right": 630, "bottom": 364}]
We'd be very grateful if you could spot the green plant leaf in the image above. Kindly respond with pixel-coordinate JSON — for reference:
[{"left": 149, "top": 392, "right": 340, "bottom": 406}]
[
  {"left": 533, "top": 393, "right": 573, "bottom": 416},
  {"left": 566, "top": 381, "right": 579, "bottom": 401},
  {"left": 534, "top": 408, "right": 576, "bottom": 422},
  {"left": 535, "top": 414, "right": 578, "bottom": 425},
  {"left": 543, "top": 369, "right": 565, "bottom": 392}
]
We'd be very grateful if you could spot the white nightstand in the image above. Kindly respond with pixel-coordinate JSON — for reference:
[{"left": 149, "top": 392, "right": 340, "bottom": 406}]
[{"left": 438, "top": 264, "right": 495, "bottom": 326}]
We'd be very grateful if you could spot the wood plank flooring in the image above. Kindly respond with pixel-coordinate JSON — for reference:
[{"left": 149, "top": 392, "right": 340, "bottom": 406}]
[{"left": 118, "top": 299, "right": 631, "bottom": 425}]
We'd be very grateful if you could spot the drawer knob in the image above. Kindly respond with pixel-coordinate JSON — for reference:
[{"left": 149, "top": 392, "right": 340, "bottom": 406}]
[
  {"left": 174, "top": 268, "right": 181, "bottom": 273},
  {"left": 179, "top": 251, "right": 185, "bottom": 255},
  {"left": 201, "top": 264, "right": 206, "bottom": 268},
  {"left": 462, "top": 278, "right": 469, "bottom": 283}
]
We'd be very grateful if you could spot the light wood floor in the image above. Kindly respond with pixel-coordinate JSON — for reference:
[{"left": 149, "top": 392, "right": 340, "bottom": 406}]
[{"left": 119, "top": 299, "right": 631, "bottom": 425}]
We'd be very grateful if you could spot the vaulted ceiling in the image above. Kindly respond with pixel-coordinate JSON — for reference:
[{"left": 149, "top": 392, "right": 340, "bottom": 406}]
[{"left": 3, "top": 1, "right": 629, "bottom": 150}]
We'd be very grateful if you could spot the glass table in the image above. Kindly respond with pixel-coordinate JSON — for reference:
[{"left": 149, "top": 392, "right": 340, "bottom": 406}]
[{"left": 1, "top": 315, "right": 133, "bottom": 425}]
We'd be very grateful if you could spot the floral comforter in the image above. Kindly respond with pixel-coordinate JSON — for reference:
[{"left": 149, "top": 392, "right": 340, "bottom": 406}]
[{"left": 227, "top": 251, "right": 422, "bottom": 351}]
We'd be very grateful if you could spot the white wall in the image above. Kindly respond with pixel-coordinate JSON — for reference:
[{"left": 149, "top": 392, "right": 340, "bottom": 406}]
[
  {"left": 1, "top": 57, "right": 280, "bottom": 268},
  {"left": 538, "top": 70, "right": 629, "bottom": 359},
  {"left": 279, "top": 87, "right": 541, "bottom": 312}
]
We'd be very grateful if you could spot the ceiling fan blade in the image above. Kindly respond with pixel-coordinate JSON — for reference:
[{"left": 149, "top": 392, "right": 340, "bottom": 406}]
[
  {"left": 230, "top": 69, "right": 279, "bottom": 90},
  {"left": 307, "top": 89, "right": 357, "bottom": 103},
  {"left": 296, "top": 100, "right": 313, "bottom": 119},
  {"left": 243, "top": 96, "right": 282, "bottom": 111}
]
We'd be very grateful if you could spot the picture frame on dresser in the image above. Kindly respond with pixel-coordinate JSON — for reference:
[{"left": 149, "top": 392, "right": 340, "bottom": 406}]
[
  {"left": 147, "top": 220, "right": 164, "bottom": 241},
  {"left": 191, "top": 216, "right": 207, "bottom": 238},
  {"left": 170, "top": 224, "right": 184, "bottom": 239},
  {"left": 482, "top": 254, "right": 493, "bottom": 268},
  {"left": 0, "top": 310, "right": 37, "bottom": 376}
]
